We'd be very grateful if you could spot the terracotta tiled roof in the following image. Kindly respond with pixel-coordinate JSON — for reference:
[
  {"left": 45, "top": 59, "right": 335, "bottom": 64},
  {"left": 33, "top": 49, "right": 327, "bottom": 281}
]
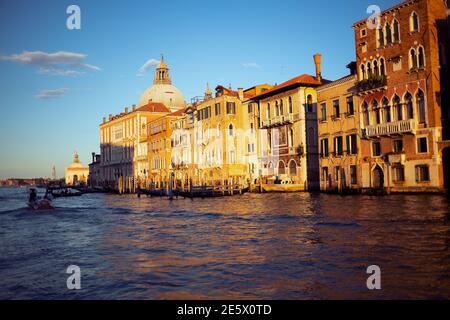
[
  {"left": 138, "top": 102, "right": 171, "bottom": 113},
  {"left": 170, "top": 108, "right": 186, "bottom": 117},
  {"left": 251, "top": 74, "right": 330, "bottom": 100},
  {"left": 215, "top": 85, "right": 238, "bottom": 97}
]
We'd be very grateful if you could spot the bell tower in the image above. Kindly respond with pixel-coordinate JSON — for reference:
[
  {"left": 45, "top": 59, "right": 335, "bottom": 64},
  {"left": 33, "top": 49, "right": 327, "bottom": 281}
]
[{"left": 153, "top": 54, "right": 172, "bottom": 85}]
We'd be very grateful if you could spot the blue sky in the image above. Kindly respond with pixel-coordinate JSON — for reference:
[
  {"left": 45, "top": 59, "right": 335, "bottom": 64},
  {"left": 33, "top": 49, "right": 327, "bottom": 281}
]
[{"left": 0, "top": 0, "right": 400, "bottom": 179}]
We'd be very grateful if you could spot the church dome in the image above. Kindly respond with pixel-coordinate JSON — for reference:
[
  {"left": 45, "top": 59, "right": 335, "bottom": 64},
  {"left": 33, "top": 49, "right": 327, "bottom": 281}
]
[
  {"left": 139, "top": 55, "right": 185, "bottom": 112},
  {"left": 139, "top": 84, "right": 185, "bottom": 110}
]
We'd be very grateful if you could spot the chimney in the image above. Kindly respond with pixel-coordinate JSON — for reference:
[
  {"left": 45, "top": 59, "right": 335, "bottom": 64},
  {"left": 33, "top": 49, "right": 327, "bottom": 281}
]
[
  {"left": 92, "top": 152, "right": 95, "bottom": 163},
  {"left": 346, "top": 61, "right": 357, "bottom": 76},
  {"left": 102, "top": 117, "right": 106, "bottom": 124},
  {"left": 313, "top": 54, "right": 322, "bottom": 82},
  {"left": 109, "top": 114, "right": 113, "bottom": 121},
  {"left": 237, "top": 88, "right": 244, "bottom": 100},
  {"left": 124, "top": 106, "right": 129, "bottom": 114},
  {"left": 132, "top": 104, "right": 137, "bottom": 111}
]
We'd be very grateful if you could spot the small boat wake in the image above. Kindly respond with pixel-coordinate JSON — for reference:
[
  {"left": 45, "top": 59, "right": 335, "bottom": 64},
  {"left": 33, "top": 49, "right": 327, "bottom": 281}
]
[{"left": 27, "top": 199, "right": 55, "bottom": 211}]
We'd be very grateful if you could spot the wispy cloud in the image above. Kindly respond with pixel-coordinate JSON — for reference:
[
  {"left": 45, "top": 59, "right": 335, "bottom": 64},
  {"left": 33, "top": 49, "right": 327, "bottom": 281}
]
[
  {"left": 35, "top": 88, "right": 69, "bottom": 100},
  {"left": 242, "top": 62, "right": 261, "bottom": 69},
  {"left": 0, "top": 51, "right": 100, "bottom": 76},
  {"left": 137, "top": 58, "right": 160, "bottom": 76}
]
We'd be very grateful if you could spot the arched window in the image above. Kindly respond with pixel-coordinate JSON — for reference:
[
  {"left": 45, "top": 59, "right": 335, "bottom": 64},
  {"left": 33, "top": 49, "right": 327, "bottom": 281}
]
[
  {"left": 307, "top": 95, "right": 313, "bottom": 112},
  {"left": 268, "top": 132, "right": 272, "bottom": 149},
  {"left": 393, "top": 94, "right": 403, "bottom": 121},
  {"left": 360, "top": 64, "right": 366, "bottom": 80},
  {"left": 363, "top": 102, "right": 370, "bottom": 126},
  {"left": 289, "top": 160, "right": 297, "bottom": 176},
  {"left": 382, "top": 97, "right": 391, "bottom": 123},
  {"left": 418, "top": 46, "right": 425, "bottom": 68},
  {"left": 385, "top": 22, "right": 392, "bottom": 44},
  {"left": 380, "top": 58, "right": 386, "bottom": 76},
  {"left": 267, "top": 103, "right": 271, "bottom": 119},
  {"left": 268, "top": 162, "right": 274, "bottom": 175},
  {"left": 228, "top": 124, "right": 234, "bottom": 136},
  {"left": 393, "top": 20, "right": 400, "bottom": 42},
  {"left": 377, "top": 27, "right": 385, "bottom": 47},
  {"left": 280, "top": 99, "right": 284, "bottom": 115},
  {"left": 374, "top": 60, "right": 380, "bottom": 76},
  {"left": 289, "top": 97, "right": 293, "bottom": 114},
  {"left": 410, "top": 49, "right": 418, "bottom": 69},
  {"left": 410, "top": 12, "right": 419, "bottom": 32},
  {"left": 367, "top": 62, "right": 373, "bottom": 77},
  {"left": 275, "top": 101, "right": 279, "bottom": 116},
  {"left": 417, "top": 90, "right": 426, "bottom": 123},
  {"left": 405, "top": 92, "right": 414, "bottom": 120},
  {"left": 373, "top": 100, "right": 381, "bottom": 124},
  {"left": 278, "top": 161, "right": 286, "bottom": 175}
]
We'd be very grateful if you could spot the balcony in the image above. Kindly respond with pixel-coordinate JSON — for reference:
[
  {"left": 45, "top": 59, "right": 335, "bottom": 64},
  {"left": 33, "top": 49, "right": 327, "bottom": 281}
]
[
  {"left": 365, "top": 119, "right": 416, "bottom": 138},
  {"left": 356, "top": 75, "right": 387, "bottom": 94},
  {"left": 261, "top": 114, "right": 294, "bottom": 129}
]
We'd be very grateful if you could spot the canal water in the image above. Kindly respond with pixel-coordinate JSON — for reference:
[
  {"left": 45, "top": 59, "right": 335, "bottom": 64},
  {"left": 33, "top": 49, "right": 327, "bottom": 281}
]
[{"left": 0, "top": 187, "right": 449, "bottom": 299}]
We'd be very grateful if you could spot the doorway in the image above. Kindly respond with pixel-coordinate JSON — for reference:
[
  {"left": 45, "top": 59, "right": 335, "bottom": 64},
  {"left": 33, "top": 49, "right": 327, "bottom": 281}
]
[{"left": 372, "top": 166, "right": 384, "bottom": 189}]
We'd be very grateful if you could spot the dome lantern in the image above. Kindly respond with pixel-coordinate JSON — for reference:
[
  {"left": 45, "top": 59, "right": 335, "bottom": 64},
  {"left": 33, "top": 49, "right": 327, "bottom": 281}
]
[
  {"left": 73, "top": 151, "right": 80, "bottom": 163},
  {"left": 153, "top": 54, "right": 171, "bottom": 85}
]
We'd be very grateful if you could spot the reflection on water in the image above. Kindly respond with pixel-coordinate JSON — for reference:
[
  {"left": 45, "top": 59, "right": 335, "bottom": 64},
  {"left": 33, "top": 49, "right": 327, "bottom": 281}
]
[{"left": 0, "top": 187, "right": 449, "bottom": 299}]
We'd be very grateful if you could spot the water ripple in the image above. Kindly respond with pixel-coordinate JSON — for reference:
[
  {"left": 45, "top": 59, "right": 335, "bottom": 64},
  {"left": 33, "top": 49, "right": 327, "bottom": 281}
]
[{"left": 0, "top": 187, "right": 450, "bottom": 299}]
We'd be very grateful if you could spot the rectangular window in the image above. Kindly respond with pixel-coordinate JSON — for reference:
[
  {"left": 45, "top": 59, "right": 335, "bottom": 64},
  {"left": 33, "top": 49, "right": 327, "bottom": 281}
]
[
  {"left": 372, "top": 141, "right": 381, "bottom": 157},
  {"left": 200, "top": 107, "right": 211, "bottom": 120},
  {"left": 362, "top": 43, "right": 367, "bottom": 53},
  {"left": 248, "top": 103, "right": 253, "bottom": 114},
  {"left": 333, "top": 100, "right": 340, "bottom": 118},
  {"left": 360, "top": 28, "right": 367, "bottom": 37},
  {"left": 346, "top": 134, "right": 358, "bottom": 155},
  {"left": 320, "top": 138, "right": 329, "bottom": 157},
  {"left": 322, "top": 167, "right": 329, "bottom": 181},
  {"left": 416, "top": 165, "right": 430, "bottom": 182},
  {"left": 215, "top": 103, "right": 221, "bottom": 116},
  {"left": 350, "top": 165, "right": 357, "bottom": 185},
  {"left": 346, "top": 96, "right": 355, "bottom": 116},
  {"left": 393, "top": 166, "right": 405, "bottom": 182},
  {"left": 393, "top": 139, "right": 404, "bottom": 153},
  {"left": 334, "top": 166, "right": 340, "bottom": 181},
  {"left": 334, "top": 136, "right": 343, "bottom": 156},
  {"left": 417, "top": 137, "right": 428, "bottom": 154},
  {"left": 226, "top": 102, "right": 236, "bottom": 114},
  {"left": 320, "top": 102, "right": 327, "bottom": 121}
]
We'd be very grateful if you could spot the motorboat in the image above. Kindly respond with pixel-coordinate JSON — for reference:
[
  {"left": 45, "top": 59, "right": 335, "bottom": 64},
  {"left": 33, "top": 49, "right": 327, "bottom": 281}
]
[
  {"left": 27, "top": 187, "right": 55, "bottom": 210},
  {"left": 47, "top": 187, "right": 83, "bottom": 198}
]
